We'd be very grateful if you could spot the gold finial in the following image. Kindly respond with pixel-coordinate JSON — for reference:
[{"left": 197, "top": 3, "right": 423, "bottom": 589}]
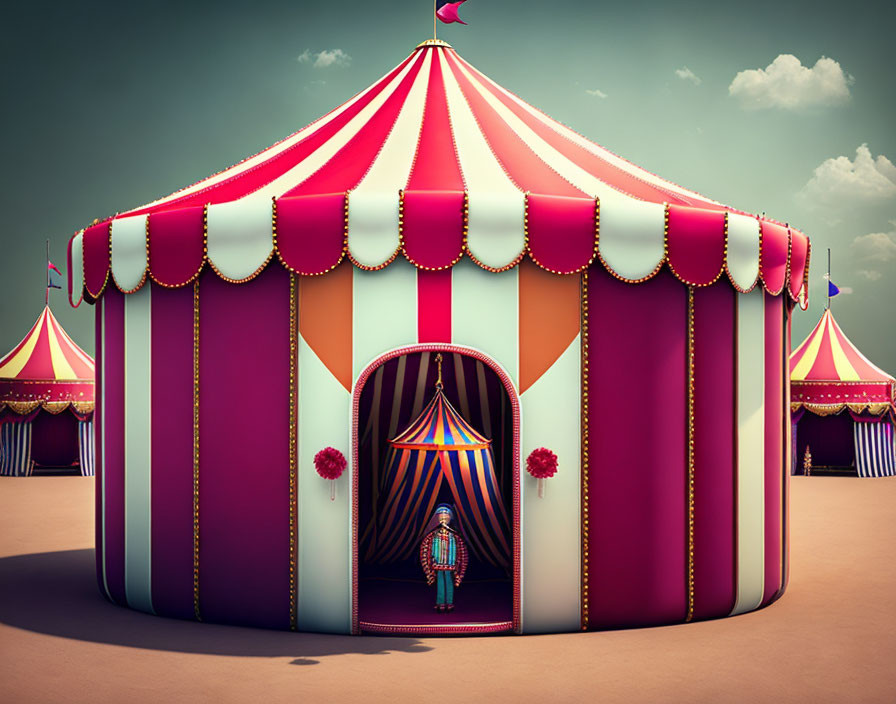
[
  {"left": 435, "top": 352, "right": 443, "bottom": 389},
  {"left": 415, "top": 38, "right": 452, "bottom": 50}
]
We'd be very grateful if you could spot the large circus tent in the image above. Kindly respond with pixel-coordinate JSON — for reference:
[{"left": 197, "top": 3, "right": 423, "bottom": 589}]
[
  {"left": 791, "top": 308, "right": 896, "bottom": 477},
  {"left": 0, "top": 305, "right": 95, "bottom": 476},
  {"left": 68, "top": 38, "right": 810, "bottom": 635}
]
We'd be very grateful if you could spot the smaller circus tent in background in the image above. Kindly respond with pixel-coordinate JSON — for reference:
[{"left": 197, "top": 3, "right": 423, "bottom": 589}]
[
  {"left": 369, "top": 380, "right": 510, "bottom": 570},
  {"left": 0, "top": 306, "right": 95, "bottom": 477},
  {"left": 791, "top": 308, "right": 896, "bottom": 477}
]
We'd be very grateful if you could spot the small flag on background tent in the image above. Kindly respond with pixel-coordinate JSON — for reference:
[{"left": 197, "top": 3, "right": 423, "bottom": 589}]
[
  {"left": 437, "top": 0, "right": 468, "bottom": 25},
  {"left": 47, "top": 261, "right": 62, "bottom": 290},
  {"left": 828, "top": 280, "right": 841, "bottom": 298}
]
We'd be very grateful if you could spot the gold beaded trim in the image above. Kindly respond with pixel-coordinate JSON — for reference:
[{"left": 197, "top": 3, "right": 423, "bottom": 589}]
[
  {"left": 685, "top": 286, "right": 695, "bottom": 622},
  {"left": 580, "top": 267, "right": 590, "bottom": 631},
  {"left": 798, "top": 240, "right": 812, "bottom": 310},
  {"left": 288, "top": 273, "right": 299, "bottom": 631},
  {"left": 783, "top": 227, "right": 794, "bottom": 300},
  {"left": 77, "top": 196, "right": 805, "bottom": 301},
  {"left": 192, "top": 278, "right": 202, "bottom": 622}
]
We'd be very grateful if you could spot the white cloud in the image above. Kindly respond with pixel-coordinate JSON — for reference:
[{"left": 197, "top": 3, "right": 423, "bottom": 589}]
[
  {"left": 728, "top": 54, "right": 852, "bottom": 110},
  {"left": 852, "top": 231, "right": 896, "bottom": 262},
  {"left": 297, "top": 48, "right": 351, "bottom": 68},
  {"left": 798, "top": 144, "right": 896, "bottom": 208},
  {"left": 850, "top": 227, "right": 896, "bottom": 282},
  {"left": 674, "top": 67, "right": 701, "bottom": 85},
  {"left": 585, "top": 88, "right": 607, "bottom": 98}
]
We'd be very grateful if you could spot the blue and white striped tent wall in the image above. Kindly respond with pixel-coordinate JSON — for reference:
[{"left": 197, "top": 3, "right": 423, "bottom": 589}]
[
  {"left": 854, "top": 420, "right": 896, "bottom": 478},
  {"left": 0, "top": 422, "right": 34, "bottom": 477},
  {"left": 78, "top": 419, "right": 95, "bottom": 477}
]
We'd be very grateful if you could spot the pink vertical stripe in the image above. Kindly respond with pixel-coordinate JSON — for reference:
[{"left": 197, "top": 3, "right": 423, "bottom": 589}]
[
  {"left": 16, "top": 319, "right": 53, "bottom": 379},
  {"left": 762, "top": 293, "right": 783, "bottom": 606},
  {"left": 406, "top": 52, "right": 464, "bottom": 191},
  {"left": 417, "top": 269, "right": 452, "bottom": 343},
  {"left": 103, "top": 287, "right": 127, "bottom": 606},
  {"left": 94, "top": 299, "right": 105, "bottom": 597},
  {"left": 806, "top": 322, "right": 839, "bottom": 381},
  {"left": 150, "top": 283, "right": 195, "bottom": 620},
  {"left": 780, "top": 304, "right": 792, "bottom": 596},
  {"left": 198, "top": 266, "right": 291, "bottom": 629},
  {"left": 587, "top": 267, "right": 687, "bottom": 628},
  {"left": 692, "top": 284, "right": 736, "bottom": 620}
]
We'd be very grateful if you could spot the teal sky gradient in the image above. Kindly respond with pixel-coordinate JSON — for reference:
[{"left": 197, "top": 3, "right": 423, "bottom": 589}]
[{"left": 1, "top": 0, "right": 894, "bottom": 370}]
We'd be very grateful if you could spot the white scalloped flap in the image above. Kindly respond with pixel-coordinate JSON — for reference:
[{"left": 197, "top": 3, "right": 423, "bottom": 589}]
[
  {"left": 206, "top": 198, "right": 274, "bottom": 281},
  {"left": 70, "top": 231, "right": 84, "bottom": 307},
  {"left": 726, "top": 213, "right": 761, "bottom": 291},
  {"left": 466, "top": 191, "right": 526, "bottom": 269},
  {"left": 598, "top": 199, "right": 665, "bottom": 281},
  {"left": 347, "top": 191, "right": 400, "bottom": 268},
  {"left": 110, "top": 215, "right": 148, "bottom": 292}
]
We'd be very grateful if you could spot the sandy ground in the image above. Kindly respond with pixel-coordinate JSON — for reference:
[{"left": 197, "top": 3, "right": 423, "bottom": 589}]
[{"left": 1, "top": 477, "right": 895, "bottom": 703}]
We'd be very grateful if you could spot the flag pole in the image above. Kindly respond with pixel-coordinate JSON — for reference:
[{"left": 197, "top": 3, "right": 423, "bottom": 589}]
[
  {"left": 433, "top": 0, "right": 437, "bottom": 39},
  {"left": 826, "top": 247, "right": 831, "bottom": 310},
  {"left": 46, "top": 239, "right": 50, "bottom": 306}
]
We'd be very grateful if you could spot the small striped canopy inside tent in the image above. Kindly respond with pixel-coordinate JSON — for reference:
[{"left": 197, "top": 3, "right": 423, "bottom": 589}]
[{"left": 371, "top": 387, "right": 510, "bottom": 569}]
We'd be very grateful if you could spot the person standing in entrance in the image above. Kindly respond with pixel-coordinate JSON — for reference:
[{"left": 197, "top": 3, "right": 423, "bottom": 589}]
[{"left": 420, "top": 504, "right": 468, "bottom": 612}]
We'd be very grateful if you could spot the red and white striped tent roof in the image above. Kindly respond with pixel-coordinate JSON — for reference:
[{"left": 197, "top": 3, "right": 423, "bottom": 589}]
[
  {"left": 0, "top": 306, "right": 95, "bottom": 413},
  {"left": 68, "top": 39, "right": 810, "bottom": 305},
  {"left": 791, "top": 308, "right": 895, "bottom": 414}
]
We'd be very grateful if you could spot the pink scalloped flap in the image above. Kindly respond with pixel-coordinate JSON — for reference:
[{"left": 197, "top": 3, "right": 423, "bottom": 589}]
[
  {"left": 402, "top": 190, "right": 465, "bottom": 269},
  {"left": 527, "top": 194, "right": 596, "bottom": 274},
  {"left": 147, "top": 206, "right": 206, "bottom": 287},
  {"left": 83, "top": 221, "right": 111, "bottom": 298},
  {"left": 760, "top": 221, "right": 789, "bottom": 295},
  {"left": 789, "top": 229, "right": 809, "bottom": 301},
  {"left": 666, "top": 205, "right": 726, "bottom": 286},
  {"left": 277, "top": 193, "right": 346, "bottom": 275}
]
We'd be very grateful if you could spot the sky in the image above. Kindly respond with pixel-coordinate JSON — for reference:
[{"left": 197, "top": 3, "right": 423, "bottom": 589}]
[{"left": 1, "top": 0, "right": 894, "bottom": 372}]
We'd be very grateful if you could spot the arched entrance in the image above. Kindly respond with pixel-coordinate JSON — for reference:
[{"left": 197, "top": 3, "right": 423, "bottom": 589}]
[{"left": 351, "top": 344, "right": 521, "bottom": 635}]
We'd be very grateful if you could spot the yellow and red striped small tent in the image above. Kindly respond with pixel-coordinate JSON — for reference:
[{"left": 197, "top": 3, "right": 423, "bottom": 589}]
[
  {"left": 0, "top": 306, "right": 95, "bottom": 476},
  {"left": 791, "top": 308, "right": 895, "bottom": 477}
]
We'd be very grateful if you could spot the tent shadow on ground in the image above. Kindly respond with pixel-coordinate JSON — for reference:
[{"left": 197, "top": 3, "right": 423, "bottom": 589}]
[{"left": 0, "top": 549, "right": 432, "bottom": 664}]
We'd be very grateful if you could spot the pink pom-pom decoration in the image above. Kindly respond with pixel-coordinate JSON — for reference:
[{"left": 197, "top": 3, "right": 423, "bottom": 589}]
[
  {"left": 526, "top": 447, "right": 558, "bottom": 479},
  {"left": 314, "top": 447, "right": 347, "bottom": 480}
]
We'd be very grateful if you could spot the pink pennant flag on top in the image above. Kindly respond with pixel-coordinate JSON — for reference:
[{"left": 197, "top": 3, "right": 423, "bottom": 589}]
[{"left": 436, "top": 0, "right": 469, "bottom": 25}]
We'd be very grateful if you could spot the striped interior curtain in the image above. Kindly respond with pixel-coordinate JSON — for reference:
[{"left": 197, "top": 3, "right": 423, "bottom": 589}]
[
  {"left": 78, "top": 419, "right": 95, "bottom": 477},
  {"left": 0, "top": 421, "right": 34, "bottom": 477},
  {"left": 853, "top": 419, "right": 896, "bottom": 478}
]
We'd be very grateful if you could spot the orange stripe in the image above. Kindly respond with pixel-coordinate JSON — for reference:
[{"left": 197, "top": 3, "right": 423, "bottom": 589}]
[
  {"left": 519, "top": 259, "right": 581, "bottom": 393},
  {"left": 298, "top": 261, "right": 352, "bottom": 391}
]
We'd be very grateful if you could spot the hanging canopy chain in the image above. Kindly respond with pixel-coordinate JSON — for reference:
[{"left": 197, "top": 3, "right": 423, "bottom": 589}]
[{"left": 435, "top": 352, "right": 443, "bottom": 390}]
